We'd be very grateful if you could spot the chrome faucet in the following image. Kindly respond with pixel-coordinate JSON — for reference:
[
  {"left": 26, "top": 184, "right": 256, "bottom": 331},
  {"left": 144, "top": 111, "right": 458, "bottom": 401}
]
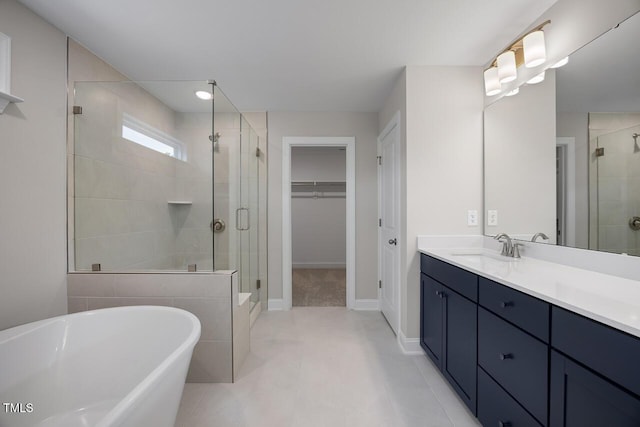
[
  {"left": 531, "top": 232, "right": 549, "bottom": 243},
  {"left": 494, "top": 233, "right": 523, "bottom": 258},
  {"left": 494, "top": 233, "right": 512, "bottom": 257}
]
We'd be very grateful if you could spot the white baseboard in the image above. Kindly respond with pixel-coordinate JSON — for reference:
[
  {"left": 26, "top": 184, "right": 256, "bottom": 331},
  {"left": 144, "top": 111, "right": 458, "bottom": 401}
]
[
  {"left": 398, "top": 329, "right": 423, "bottom": 355},
  {"left": 292, "top": 263, "right": 347, "bottom": 269},
  {"left": 268, "top": 299, "right": 285, "bottom": 311},
  {"left": 352, "top": 299, "right": 380, "bottom": 311}
]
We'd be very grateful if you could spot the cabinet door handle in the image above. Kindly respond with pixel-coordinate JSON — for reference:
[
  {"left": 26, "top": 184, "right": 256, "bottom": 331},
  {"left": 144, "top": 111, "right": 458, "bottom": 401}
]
[
  {"left": 499, "top": 353, "right": 513, "bottom": 360},
  {"left": 498, "top": 421, "right": 512, "bottom": 427},
  {"left": 499, "top": 301, "right": 514, "bottom": 308},
  {"left": 388, "top": 238, "right": 397, "bottom": 245}
]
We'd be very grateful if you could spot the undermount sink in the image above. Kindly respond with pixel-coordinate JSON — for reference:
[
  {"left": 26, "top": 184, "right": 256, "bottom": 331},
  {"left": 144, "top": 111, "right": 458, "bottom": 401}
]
[{"left": 449, "top": 250, "right": 513, "bottom": 262}]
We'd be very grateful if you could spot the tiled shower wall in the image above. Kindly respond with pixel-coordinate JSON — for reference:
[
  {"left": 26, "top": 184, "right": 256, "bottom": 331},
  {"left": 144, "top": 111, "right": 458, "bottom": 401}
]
[
  {"left": 589, "top": 113, "right": 640, "bottom": 255},
  {"left": 68, "top": 271, "right": 239, "bottom": 383},
  {"left": 73, "top": 83, "right": 214, "bottom": 271}
]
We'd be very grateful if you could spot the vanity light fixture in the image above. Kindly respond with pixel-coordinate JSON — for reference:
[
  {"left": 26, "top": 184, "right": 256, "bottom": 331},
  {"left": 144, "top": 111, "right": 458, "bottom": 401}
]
[
  {"left": 484, "top": 20, "right": 550, "bottom": 97},
  {"left": 195, "top": 90, "right": 212, "bottom": 100},
  {"left": 527, "top": 71, "right": 545, "bottom": 84},
  {"left": 484, "top": 67, "right": 502, "bottom": 96},
  {"left": 523, "top": 30, "right": 546, "bottom": 68},
  {"left": 550, "top": 56, "right": 569, "bottom": 68},
  {"left": 497, "top": 50, "right": 517, "bottom": 83},
  {"left": 505, "top": 87, "right": 520, "bottom": 97}
]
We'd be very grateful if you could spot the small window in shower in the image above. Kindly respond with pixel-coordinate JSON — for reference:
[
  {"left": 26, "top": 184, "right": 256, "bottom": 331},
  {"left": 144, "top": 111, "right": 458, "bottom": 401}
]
[{"left": 122, "top": 113, "right": 186, "bottom": 160}]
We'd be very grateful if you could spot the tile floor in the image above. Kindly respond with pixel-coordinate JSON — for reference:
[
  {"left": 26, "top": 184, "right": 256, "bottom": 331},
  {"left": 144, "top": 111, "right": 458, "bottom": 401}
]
[{"left": 174, "top": 307, "right": 481, "bottom": 427}]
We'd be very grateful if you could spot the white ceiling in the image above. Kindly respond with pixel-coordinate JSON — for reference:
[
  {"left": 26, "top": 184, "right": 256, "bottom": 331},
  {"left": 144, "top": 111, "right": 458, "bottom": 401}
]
[{"left": 20, "top": 0, "right": 557, "bottom": 112}]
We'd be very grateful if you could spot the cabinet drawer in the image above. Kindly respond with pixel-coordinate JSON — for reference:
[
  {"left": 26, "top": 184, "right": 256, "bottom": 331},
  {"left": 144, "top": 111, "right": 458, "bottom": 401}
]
[
  {"left": 479, "top": 277, "right": 549, "bottom": 342},
  {"left": 552, "top": 306, "right": 640, "bottom": 397},
  {"left": 478, "top": 368, "right": 542, "bottom": 427},
  {"left": 420, "top": 254, "right": 477, "bottom": 302},
  {"left": 479, "top": 308, "right": 548, "bottom": 424}
]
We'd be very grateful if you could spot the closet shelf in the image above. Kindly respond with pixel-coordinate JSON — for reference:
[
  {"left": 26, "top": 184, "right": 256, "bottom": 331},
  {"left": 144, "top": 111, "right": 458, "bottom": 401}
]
[
  {"left": 291, "top": 181, "right": 346, "bottom": 199},
  {"left": 291, "top": 181, "right": 346, "bottom": 191}
]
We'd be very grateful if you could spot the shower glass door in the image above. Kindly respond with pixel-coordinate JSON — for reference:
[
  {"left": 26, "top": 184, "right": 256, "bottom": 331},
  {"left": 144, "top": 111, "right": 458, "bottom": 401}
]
[
  {"left": 212, "top": 86, "right": 261, "bottom": 310},
  {"left": 594, "top": 123, "right": 640, "bottom": 255},
  {"left": 238, "top": 116, "right": 260, "bottom": 310}
]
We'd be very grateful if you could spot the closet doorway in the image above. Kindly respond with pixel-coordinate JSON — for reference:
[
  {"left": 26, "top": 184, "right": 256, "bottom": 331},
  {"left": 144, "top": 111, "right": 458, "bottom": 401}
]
[
  {"left": 291, "top": 146, "right": 346, "bottom": 306},
  {"left": 282, "top": 137, "right": 355, "bottom": 310}
]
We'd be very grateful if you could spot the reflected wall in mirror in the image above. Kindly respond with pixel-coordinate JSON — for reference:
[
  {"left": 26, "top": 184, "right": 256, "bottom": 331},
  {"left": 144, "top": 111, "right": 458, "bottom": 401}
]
[{"left": 484, "top": 10, "right": 640, "bottom": 256}]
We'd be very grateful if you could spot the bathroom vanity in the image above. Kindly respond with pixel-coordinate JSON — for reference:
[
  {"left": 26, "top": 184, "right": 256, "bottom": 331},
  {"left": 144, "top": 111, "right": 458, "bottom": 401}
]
[{"left": 419, "top": 247, "right": 640, "bottom": 427}]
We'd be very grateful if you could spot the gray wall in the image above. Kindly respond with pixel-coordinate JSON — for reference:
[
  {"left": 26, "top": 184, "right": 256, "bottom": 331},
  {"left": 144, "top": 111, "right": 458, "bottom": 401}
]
[
  {"left": 267, "top": 112, "right": 379, "bottom": 302},
  {"left": 0, "top": 0, "right": 68, "bottom": 330},
  {"left": 379, "top": 66, "right": 484, "bottom": 340},
  {"left": 291, "top": 148, "right": 346, "bottom": 268}
]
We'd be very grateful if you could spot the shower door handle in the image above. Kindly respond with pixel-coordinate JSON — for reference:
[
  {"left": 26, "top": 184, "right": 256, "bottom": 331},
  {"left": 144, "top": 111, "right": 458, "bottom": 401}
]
[{"left": 236, "top": 208, "right": 250, "bottom": 231}]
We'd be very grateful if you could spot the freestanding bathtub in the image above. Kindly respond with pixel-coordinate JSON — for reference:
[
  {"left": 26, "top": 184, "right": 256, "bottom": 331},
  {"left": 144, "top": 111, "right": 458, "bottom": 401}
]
[{"left": 0, "top": 306, "right": 201, "bottom": 427}]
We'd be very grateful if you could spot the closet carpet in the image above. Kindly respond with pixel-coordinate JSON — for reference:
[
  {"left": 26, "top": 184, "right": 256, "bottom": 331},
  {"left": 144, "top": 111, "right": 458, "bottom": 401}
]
[{"left": 292, "top": 268, "right": 346, "bottom": 306}]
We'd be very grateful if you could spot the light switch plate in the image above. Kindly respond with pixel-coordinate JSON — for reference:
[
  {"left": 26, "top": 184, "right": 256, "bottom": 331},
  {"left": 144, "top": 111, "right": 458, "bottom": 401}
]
[
  {"left": 467, "top": 210, "right": 478, "bottom": 226},
  {"left": 487, "top": 210, "right": 498, "bottom": 226}
]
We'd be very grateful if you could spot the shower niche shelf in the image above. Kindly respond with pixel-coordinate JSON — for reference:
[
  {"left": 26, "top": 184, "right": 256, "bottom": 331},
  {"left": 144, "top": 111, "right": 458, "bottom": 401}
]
[
  {"left": 0, "top": 32, "right": 23, "bottom": 114},
  {"left": 167, "top": 200, "right": 193, "bottom": 205}
]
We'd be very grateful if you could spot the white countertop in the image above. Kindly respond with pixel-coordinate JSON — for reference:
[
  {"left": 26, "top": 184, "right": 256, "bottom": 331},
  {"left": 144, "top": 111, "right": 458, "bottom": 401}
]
[{"left": 419, "top": 246, "right": 640, "bottom": 339}]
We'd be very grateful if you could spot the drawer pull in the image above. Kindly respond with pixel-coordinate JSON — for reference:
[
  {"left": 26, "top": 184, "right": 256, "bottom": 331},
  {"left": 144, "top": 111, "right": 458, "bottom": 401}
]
[
  {"left": 498, "top": 422, "right": 512, "bottom": 427},
  {"left": 499, "top": 301, "right": 514, "bottom": 308},
  {"left": 499, "top": 353, "right": 513, "bottom": 360},
  {"left": 434, "top": 290, "right": 447, "bottom": 299}
]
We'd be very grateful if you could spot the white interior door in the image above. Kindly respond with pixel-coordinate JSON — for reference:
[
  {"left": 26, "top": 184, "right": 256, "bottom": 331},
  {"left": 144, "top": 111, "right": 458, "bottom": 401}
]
[{"left": 378, "top": 113, "right": 401, "bottom": 334}]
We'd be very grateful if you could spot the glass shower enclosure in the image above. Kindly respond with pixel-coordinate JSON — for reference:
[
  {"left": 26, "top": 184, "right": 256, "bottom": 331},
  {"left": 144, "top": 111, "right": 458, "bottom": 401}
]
[{"left": 70, "top": 80, "right": 263, "bottom": 310}]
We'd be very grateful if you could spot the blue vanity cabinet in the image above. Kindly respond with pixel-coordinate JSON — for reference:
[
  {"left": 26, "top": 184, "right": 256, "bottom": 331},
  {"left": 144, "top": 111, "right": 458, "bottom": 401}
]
[
  {"left": 420, "top": 273, "right": 444, "bottom": 368},
  {"left": 550, "top": 307, "right": 640, "bottom": 427},
  {"left": 419, "top": 251, "right": 640, "bottom": 427},
  {"left": 478, "top": 278, "right": 550, "bottom": 427},
  {"left": 420, "top": 254, "right": 478, "bottom": 414}
]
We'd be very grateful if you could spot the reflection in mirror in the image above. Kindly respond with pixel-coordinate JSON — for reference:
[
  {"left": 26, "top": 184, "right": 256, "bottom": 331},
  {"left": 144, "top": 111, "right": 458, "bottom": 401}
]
[
  {"left": 484, "top": 10, "right": 640, "bottom": 256},
  {"left": 484, "top": 73, "right": 557, "bottom": 243}
]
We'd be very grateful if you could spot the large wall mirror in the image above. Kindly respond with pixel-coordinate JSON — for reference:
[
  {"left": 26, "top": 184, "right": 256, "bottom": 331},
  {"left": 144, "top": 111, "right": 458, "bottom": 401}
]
[{"left": 484, "top": 9, "right": 640, "bottom": 256}]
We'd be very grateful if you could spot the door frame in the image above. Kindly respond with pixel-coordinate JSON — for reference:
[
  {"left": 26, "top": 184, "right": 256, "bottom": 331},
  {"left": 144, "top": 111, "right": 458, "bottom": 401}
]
[
  {"left": 281, "top": 136, "right": 356, "bottom": 310},
  {"left": 556, "top": 137, "right": 576, "bottom": 247},
  {"left": 378, "top": 111, "right": 401, "bottom": 334}
]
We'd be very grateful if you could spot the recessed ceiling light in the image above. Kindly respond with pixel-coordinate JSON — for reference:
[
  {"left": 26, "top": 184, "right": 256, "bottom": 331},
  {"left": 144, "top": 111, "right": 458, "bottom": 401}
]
[{"left": 195, "top": 90, "right": 212, "bottom": 100}]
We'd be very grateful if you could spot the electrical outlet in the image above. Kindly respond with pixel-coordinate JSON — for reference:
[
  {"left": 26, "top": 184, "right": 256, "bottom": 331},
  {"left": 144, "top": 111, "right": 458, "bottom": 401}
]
[
  {"left": 487, "top": 210, "right": 498, "bottom": 226},
  {"left": 467, "top": 210, "right": 478, "bottom": 226}
]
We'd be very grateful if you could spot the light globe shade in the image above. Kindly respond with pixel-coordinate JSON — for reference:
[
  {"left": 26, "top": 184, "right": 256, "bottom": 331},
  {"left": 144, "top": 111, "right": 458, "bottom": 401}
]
[
  {"left": 551, "top": 56, "right": 569, "bottom": 68},
  {"left": 505, "top": 87, "right": 519, "bottom": 97},
  {"left": 527, "top": 71, "right": 545, "bottom": 85},
  {"left": 484, "top": 67, "right": 501, "bottom": 96},
  {"left": 195, "top": 90, "right": 212, "bottom": 100},
  {"left": 497, "top": 50, "right": 517, "bottom": 83},
  {"left": 523, "top": 30, "right": 546, "bottom": 68}
]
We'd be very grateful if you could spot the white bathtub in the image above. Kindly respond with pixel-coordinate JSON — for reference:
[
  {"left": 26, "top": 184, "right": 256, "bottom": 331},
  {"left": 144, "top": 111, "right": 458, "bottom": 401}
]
[{"left": 0, "top": 306, "right": 200, "bottom": 427}]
